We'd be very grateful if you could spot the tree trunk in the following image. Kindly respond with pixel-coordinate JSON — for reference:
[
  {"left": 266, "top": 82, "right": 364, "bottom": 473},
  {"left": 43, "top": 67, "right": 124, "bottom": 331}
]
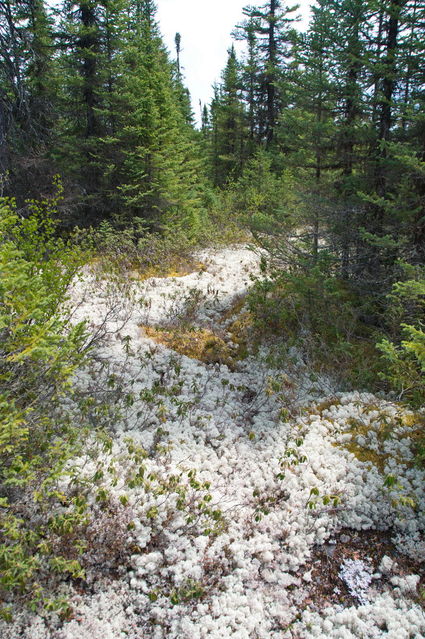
[
  {"left": 79, "top": 1, "right": 99, "bottom": 138},
  {"left": 378, "top": 0, "right": 406, "bottom": 145},
  {"left": 266, "top": 0, "right": 277, "bottom": 147}
]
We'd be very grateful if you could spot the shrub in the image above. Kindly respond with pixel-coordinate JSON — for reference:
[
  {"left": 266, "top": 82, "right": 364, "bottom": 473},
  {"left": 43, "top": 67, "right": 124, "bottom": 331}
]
[
  {"left": 247, "top": 254, "right": 381, "bottom": 389},
  {"left": 377, "top": 265, "right": 425, "bottom": 408},
  {"left": 0, "top": 191, "right": 91, "bottom": 615},
  {"left": 226, "top": 150, "right": 298, "bottom": 233}
]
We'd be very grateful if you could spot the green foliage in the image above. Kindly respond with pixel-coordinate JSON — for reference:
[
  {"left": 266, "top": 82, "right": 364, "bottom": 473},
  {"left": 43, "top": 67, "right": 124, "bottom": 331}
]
[
  {"left": 306, "top": 486, "right": 341, "bottom": 511},
  {"left": 377, "top": 265, "right": 425, "bottom": 407},
  {"left": 0, "top": 193, "right": 90, "bottom": 612},
  {"left": 91, "top": 217, "right": 199, "bottom": 275},
  {"left": 0, "top": 0, "right": 58, "bottom": 200},
  {"left": 99, "top": 0, "right": 206, "bottom": 232},
  {"left": 208, "top": 47, "right": 249, "bottom": 186},
  {"left": 276, "top": 440, "right": 307, "bottom": 482},
  {"left": 169, "top": 579, "right": 205, "bottom": 606},
  {"left": 250, "top": 259, "right": 347, "bottom": 344},
  {"left": 247, "top": 249, "right": 385, "bottom": 390},
  {"left": 227, "top": 150, "right": 298, "bottom": 231},
  {"left": 0, "top": 188, "right": 87, "bottom": 414}
]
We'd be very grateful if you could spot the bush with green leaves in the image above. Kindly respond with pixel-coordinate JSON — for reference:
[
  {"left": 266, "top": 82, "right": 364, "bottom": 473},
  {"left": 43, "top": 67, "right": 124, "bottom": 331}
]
[
  {"left": 0, "top": 190, "right": 93, "bottom": 617},
  {"left": 91, "top": 217, "right": 197, "bottom": 274},
  {"left": 246, "top": 253, "right": 382, "bottom": 389},
  {"left": 377, "top": 264, "right": 425, "bottom": 408},
  {"left": 225, "top": 150, "right": 298, "bottom": 233}
]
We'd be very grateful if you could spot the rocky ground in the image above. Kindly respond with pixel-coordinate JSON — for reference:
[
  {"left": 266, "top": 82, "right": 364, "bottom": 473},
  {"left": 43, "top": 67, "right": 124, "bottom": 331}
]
[{"left": 2, "top": 246, "right": 424, "bottom": 639}]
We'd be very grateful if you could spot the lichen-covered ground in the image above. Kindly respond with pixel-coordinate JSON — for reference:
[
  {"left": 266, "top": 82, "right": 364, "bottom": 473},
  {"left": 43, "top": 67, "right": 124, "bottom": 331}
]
[{"left": 2, "top": 246, "right": 424, "bottom": 639}]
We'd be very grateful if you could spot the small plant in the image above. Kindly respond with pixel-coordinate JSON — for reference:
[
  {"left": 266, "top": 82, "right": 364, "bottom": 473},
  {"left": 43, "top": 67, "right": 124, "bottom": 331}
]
[
  {"left": 276, "top": 439, "right": 307, "bottom": 481},
  {"left": 276, "top": 442, "right": 342, "bottom": 513},
  {"left": 306, "top": 487, "right": 342, "bottom": 510},
  {"left": 383, "top": 475, "right": 416, "bottom": 510},
  {"left": 169, "top": 579, "right": 206, "bottom": 605},
  {"left": 247, "top": 250, "right": 382, "bottom": 392}
]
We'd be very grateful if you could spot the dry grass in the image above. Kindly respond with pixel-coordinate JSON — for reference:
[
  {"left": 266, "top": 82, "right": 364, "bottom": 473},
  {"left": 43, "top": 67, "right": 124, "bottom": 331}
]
[
  {"left": 130, "top": 258, "right": 206, "bottom": 282},
  {"left": 140, "top": 293, "right": 257, "bottom": 368},
  {"left": 311, "top": 397, "right": 342, "bottom": 414},
  {"left": 220, "top": 296, "right": 256, "bottom": 360},
  {"left": 142, "top": 325, "right": 236, "bottom": 367}
]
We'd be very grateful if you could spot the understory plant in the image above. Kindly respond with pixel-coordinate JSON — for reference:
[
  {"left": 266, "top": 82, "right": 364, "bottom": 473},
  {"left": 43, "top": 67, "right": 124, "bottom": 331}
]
[
  {"left": 91, "top": 217, "right": 197, "bottom": 274},
  {"left": 247, "top": 253, "right": 381, "bottom": 390},
  {"left": 0, "top": 190, "right": 93, "bottom": 616},
  {"left": 377, "top": 264, "right": 425, "bottom": 408}
]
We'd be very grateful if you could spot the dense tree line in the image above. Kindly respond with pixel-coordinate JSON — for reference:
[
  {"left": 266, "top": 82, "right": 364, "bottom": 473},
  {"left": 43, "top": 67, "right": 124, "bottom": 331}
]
[
  {"left": 203, "top": 0, "right": 424, "bottom": 401},
  {"left": 0, "top": 0, "right": 202, "bottom": 229}
]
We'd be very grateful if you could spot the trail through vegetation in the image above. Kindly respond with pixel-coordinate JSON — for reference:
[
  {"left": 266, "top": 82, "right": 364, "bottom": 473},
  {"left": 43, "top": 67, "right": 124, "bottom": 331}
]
[
  {"left": 1, "top": 243, "right": 424, "bottom": 638},
  {"left": 0, "top": 0, "right": 424, "bottom": 636}
]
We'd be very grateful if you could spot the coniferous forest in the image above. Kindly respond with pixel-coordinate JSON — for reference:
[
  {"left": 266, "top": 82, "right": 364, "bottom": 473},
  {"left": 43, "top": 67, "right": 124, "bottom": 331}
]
[{"left": 0, "top": 1, "right": 425, "bottom": 637}]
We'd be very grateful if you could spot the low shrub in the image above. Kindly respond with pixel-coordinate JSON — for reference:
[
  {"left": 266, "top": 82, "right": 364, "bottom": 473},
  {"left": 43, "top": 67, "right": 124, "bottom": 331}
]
[
  {"left": 377, "top": 264, "right": 425, "bottom": 408},
  {"left": 247, "top": 255, "right": 382, "bottom": 390},
  {"left": 0, "top": 190, "right": 93, "bottom": 616}
]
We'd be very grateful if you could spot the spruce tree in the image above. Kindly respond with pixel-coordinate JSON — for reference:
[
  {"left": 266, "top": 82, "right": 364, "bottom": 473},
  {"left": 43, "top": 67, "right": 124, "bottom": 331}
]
[
  {"left": 325, "top": 0, "right": 371, "bottom": 279},
  {"left": 276, "top": 1, "right": 339, "bottom": 262},
  {"left": 57, "top": 0, "right": 129, "bottom": 221},
  {"left": 241, "top": 0, "right": 298, "bottom": 147},
  {"left": 233, "top": 12, "right": 262, "bottom": 141},
  {"left": 106, "top": 0, "right": 203, "bottom": 232},
  {"left": 0, "top": 0, "right": 57, "bottom": 197},
  {"left": 171, "top": 33, "right": 194, "bottom": 126},
  {"left": 208, "top": 46, "right": 248, "bottom": 186}
]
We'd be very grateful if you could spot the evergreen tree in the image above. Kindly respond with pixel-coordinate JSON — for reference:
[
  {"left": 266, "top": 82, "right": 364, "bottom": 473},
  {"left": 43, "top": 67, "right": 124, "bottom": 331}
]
[
  {"left": 57, "top": 0, "right": 131, "bottom": 221},
  {"left": 324, "top": 0, "right": 371, "bottom": 279},
  {"left": 58, "top": 0, "right": 108, "bottom": 219},
  {"left": 276, "top": 1, "right": 338, "bottom": 262},
  {"left": 171, "top": 33, "right": 194, "bottom": 126},
  {"left": 375, "top": 0, "right": 408, "bottom": 149},
  {"left": 175, "top": 31, "right": 181, "bottom": 77},
  {"left": 241, "top": 0, "right": 298, "bottom": 147},
  {"left": 208, "top": 46, "right": 248, "bottom": 186},
  {"left": 355, "top": 0, "right": 422, "bottom": 289},
  {"left": 0, "top": 0, "right": 57, "bottom": 197},
  {"left": 105, "top": 0, "right": 203, "bottom": 231},
  {"left": 233, "top": 12, "right": 262, "bottom": 141}
]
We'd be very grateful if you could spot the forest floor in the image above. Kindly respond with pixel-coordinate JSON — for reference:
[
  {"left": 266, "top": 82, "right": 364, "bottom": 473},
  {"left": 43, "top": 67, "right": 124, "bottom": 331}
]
[{"left": 2, "top": 245, "right": 425, "bottom": 639}]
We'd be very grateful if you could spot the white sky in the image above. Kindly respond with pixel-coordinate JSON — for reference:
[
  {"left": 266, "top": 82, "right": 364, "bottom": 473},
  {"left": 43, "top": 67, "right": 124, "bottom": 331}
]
[{"left": 156, "top": 0, "right": 314, "bottom": 121}]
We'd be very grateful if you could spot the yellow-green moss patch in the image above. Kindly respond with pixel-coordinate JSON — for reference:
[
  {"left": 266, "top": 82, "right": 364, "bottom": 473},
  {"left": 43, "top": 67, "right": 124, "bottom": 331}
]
[
  {"left": 310, "top": 397, "right": 342, "bottom": 415},
  {"left": 343, "top": 441, "right": 389, "bottom": 472},
  {"left": 131, "top": 259, "right": 206, "bottom": 281},
  {"left": 219, "top": 296, "right": 256, "bottom": 360},
  {"left": 142, "top": 325, "right": 235, "bottom": 367}
]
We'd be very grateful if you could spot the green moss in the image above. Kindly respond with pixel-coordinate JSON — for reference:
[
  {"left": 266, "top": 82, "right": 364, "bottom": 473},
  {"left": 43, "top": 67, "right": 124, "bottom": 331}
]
[{"left": 343, "top": 441, "right": 389, "bottom": 472}]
